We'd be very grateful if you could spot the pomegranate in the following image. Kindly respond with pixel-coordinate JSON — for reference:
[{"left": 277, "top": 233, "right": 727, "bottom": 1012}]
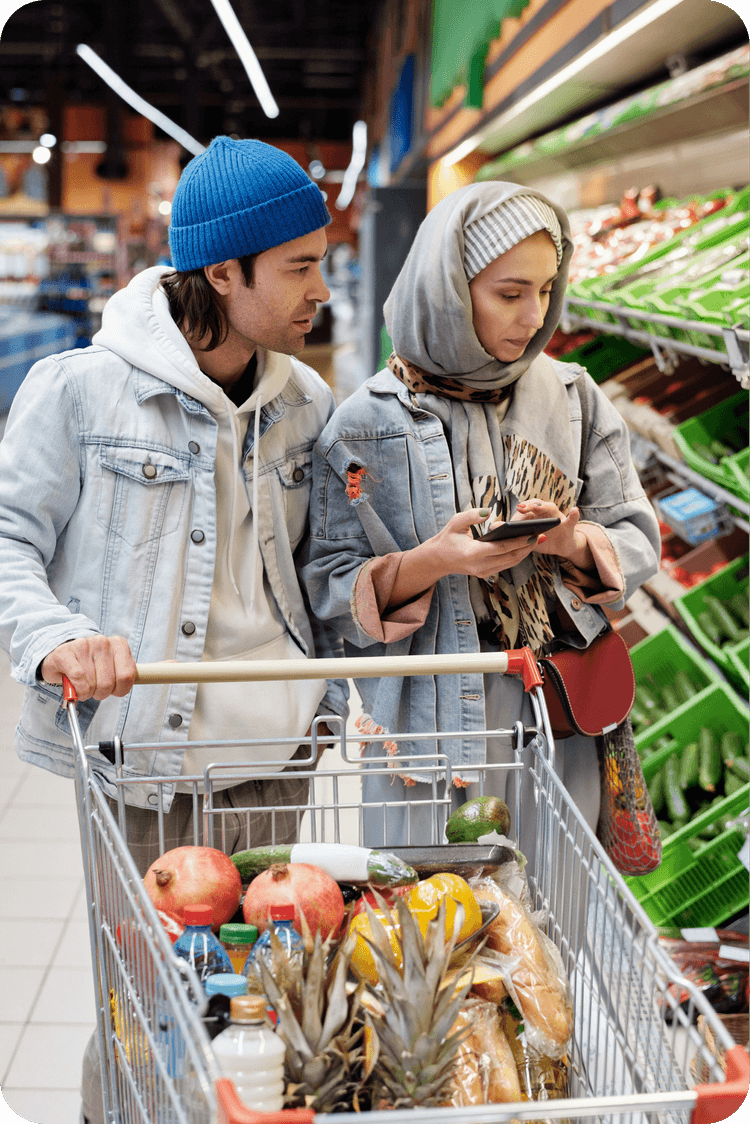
[
  {"left": 242, "top": 862, "right": 345, "bottom": 939},
  {"left": 143, "top": 845, "right": 241, "bottom": 932}
]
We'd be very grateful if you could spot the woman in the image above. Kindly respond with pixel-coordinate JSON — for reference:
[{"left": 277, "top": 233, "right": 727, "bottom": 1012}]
[{"left": 302, "top": 182, "right": 660, "bottom": 859}]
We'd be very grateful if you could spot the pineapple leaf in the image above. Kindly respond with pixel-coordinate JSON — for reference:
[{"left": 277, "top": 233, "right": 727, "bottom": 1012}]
[{"left": 300, "top": 930, "right": 327, "bottom": 1045}]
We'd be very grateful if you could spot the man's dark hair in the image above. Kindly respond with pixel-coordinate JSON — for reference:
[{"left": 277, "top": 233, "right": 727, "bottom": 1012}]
[{"left": 161, "top": 253, "right": 258, "bottom": 352}]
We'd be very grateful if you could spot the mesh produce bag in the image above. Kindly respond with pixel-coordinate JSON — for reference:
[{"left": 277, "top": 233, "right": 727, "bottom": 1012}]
[{"left": 596, "top": 718, "right": 662, "bottom": 875}]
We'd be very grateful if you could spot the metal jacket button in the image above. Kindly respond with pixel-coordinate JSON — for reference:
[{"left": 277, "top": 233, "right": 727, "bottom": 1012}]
[
  {"left": 168, "top": 713, "right": 183, "bottom": 728},
  {"left": 571, "top": 597, "right": 582, "bottom": 610},
  {"left": 292, "top": 466, "right": 305, "bottom": 483},
  {"left": 142, "top": 463, "right": 157, "bottom": 479},
  {"left": 188, "top": 441, "right": 200, "bottom": 454},
  {"left": 181, "top": 621, "right": 196, "bottom": 635},
  {"left": 190, "top": 529, "right": 205, "bottom": 543}
]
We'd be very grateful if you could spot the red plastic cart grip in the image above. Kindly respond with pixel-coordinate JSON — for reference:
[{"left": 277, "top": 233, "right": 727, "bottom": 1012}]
[
  {"left": 692, "top": 1045, "right": 749, "bottom": 1124},
  {"left": 216, "top": 1079, "right": 315, "bottom": 1124},
  {"left": 62, "top": 674, "right": 77, "bottom": 708},
  {"left": 504, "top": 647, "right": 543, "bottom": 693}
]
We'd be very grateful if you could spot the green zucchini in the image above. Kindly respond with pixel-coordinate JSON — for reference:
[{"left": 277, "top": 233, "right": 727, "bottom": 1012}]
[
  {"left": 673, "top": 669, "right": 696, "bottom": 705},
  {"left": 679, "top": 741, "right": 700, "bottom": 790},
  {"left": 696, "top": 610, "right": 723, "bottom": 645},
  {"left": 664, "top": 754, "right": 689, "bottom": 823},
  {"left": 648, "top": 768, "right": 665, "bottom": 815},
  {"left": 698, "top": 727, "right": 722, "bottom": 793},
  {"left": 724, "top": 771, "right": 744, "bottom": 797},
  {"left": 635, "top": 682, "right": 661, "bottom": 712},
  {"left": 704, "top": 595, "right": 743, "bottom": 643},
  {"left": 660, "top": 684, "right": 681, "bottom": 713},
  {"left": 230, "top": 843, "right": 419, "bottom": 886}
]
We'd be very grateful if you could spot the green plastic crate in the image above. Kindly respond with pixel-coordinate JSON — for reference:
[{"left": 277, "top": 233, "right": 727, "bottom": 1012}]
[
  {"left": 726, "top": 635, "right": 749, "bottom": 697},
  {"left": 557, "top": 334, "right": 650, "bottom": 382},
  {"left": 630, "top": 624, "right": 722, "bottom": 745},
  {"left": 673, "top": 392, "right": 749, "bottom": 500},
  {"left": 674, "top": 554, "right": 749, "bottom": 676},
  {"left": 624, "top": 785, "right": 749, "bottom": 928},
  {"left": 625, "top": 683, "right": 750, "bottom": 928}
]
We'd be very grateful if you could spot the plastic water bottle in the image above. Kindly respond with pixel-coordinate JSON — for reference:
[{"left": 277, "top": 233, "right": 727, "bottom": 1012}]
[
  {"left": 211, "top": 995, "right": 286, "bottom": 1111},
  {"left": 243, "top": 905, "right": 303, "bottom": 1010},
  {"left": 173, "top": 904, "right": 234, "bottom": 984}
]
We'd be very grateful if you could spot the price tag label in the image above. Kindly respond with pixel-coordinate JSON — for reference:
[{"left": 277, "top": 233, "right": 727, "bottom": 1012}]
[
  {"left": 719, "top": 945, "right": 750, "bottom": 963},
  {"left": 681, "top": 927, "right": 719, "bottom": 942}
]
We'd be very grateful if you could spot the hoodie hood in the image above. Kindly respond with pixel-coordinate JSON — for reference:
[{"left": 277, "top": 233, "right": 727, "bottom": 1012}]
[
  {"left": 383, "top": 182, "right": 573, "bottom": 390},
  {"left": 94, "top": 266, "right": 292, "bottom": 603}
]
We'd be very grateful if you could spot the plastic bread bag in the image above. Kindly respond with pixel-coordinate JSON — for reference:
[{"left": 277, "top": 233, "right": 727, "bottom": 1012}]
[
  {"left": 498, "top": 1003, "right": 570, "bottom": 1102},
  {"left": 448, "top": 998, "right": 523, "bottom": 1107},
  {"left": 469, "top": 874, "right": 574, "bottom": 1060}
]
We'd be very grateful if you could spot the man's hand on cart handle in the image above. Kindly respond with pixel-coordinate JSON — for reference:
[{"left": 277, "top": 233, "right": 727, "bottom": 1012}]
[{"left": 40, "top": 635, "right": 137, "bottom": 701}]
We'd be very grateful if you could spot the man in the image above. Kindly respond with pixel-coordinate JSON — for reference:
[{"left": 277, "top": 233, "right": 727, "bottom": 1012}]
[{"left": 0, "top": 140, "right": 349, "bottom": 1117}]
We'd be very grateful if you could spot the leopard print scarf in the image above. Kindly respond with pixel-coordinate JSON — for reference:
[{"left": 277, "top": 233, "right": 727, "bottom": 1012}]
[{"left": 389, "top": 352, "right": 577, "bottom": 652}]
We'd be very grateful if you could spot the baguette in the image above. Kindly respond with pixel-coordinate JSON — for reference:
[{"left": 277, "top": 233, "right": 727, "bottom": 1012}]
[
  {"left": 473, "top": 880, "right": 573, "bottom": 1057},
  {"left": 448, "top": 1001, "right": 522, "bottom": 1106}
]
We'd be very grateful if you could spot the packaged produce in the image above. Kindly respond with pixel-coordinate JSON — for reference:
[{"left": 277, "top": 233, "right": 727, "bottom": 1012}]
[
  {"left": 470, "top": 874, "right": 574, "bottom": 1059},
  {"left": 231, "top": 841, "right": 418, "bottom": 885}
]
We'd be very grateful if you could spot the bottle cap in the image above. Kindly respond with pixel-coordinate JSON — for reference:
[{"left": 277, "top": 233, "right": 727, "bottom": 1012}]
[
  {"left": 269, "top": 904, "right": 295, "bottom": 922},
  {"left": 183, "top": 904, "right": 213, "bottom": 926},
  {"left": 230, "top": 995, "right": 268, "bottom": 1022},
  {"left": 205, "top": 974, "right": 248, "bottom": 998},
  {"left": 219, "top": 923, "right": 259, "bottom": 945}
]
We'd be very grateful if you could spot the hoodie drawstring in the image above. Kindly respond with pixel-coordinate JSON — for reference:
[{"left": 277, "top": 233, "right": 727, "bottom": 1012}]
[{"left": 247, "top": 400, "right": 262, "bottom": 611}]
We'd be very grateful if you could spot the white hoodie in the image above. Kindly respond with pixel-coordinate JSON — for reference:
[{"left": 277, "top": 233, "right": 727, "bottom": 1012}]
[{"left": 93, "top": 267, "right": 325, "bottom": 785}]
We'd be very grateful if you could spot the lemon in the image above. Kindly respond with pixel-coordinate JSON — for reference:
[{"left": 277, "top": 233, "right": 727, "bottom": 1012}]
[
  {"left": 349, "top": 909, "right": 402, "bottom": 984},
  {"left": 405, "top": 872, "right": 483, "bottom": 943}
]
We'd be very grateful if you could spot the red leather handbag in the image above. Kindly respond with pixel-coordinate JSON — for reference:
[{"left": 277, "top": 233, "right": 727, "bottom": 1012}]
[{"left": 539, "top": 628, "right": 635, "bottom": 739}]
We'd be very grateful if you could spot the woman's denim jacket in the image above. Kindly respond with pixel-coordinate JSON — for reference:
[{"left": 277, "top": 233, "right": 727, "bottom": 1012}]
[
  {"left": 302, "top": 362, "right": 660, "bottom": 775},
  {"left": 0, "top": 346, "right": 347, "bottom": 808}
]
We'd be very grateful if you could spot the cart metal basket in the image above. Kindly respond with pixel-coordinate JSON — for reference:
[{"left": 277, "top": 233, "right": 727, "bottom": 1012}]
[{"left": 64, "top": 650, "right": 749, "bottom": 1124}]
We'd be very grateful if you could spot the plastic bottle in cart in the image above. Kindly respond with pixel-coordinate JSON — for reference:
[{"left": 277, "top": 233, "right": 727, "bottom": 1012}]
[
  {"left": 211, "top": 995, "right": 286, "bottom": 1112},
  {"left": 219, "top": 923, "right": 258, "bottom": 974},
  {"left": 243, "top": 905, "right": 303, "bottom": 1002},
  {"left": 173, "top": 904, "right": 234, "bottom": 984}
]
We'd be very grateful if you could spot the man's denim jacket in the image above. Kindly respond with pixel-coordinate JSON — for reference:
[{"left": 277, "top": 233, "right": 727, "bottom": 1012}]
[
  {"left": 302, "top": 362, "right": 660, "bottom": 777},
  {"left": 0, "top": 346, "right": 347, "bottom": 808}
]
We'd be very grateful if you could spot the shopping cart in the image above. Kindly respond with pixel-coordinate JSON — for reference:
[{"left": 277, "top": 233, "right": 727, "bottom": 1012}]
[{"left": 63, "top": 650, "right": 749, "bottom": 1124}]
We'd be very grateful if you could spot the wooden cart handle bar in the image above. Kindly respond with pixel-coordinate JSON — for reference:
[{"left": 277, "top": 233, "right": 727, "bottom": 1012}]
[{"left": 131, "top": 648, "right": 543, "bottom": 692}]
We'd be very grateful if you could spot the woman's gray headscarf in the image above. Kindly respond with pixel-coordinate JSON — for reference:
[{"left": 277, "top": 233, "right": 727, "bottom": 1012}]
[{"left": 383, "top": 181, "right": 573, "bottom": 391}]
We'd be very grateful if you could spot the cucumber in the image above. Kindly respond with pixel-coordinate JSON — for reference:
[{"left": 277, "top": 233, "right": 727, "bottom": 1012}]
[
  {"left": 729, "top": 592, "right": 749, "bottom": 627},
  {"left": 635, "top": 682, "right": 661, "bottom": 712},
  {"left": 704, "top": 595, "right": 743, "bottom": 643},
  {"left": 664, "top": 754, "right": 689, "bottom": 823},
  {"left": 724, "top": 771, "right": 744, "bottom": 796},
  {"left": 648, "top": 768, "right": 665, "bottom": 815},
  {"left": 698, "top": 727, "right": 722, "bottom": 793},
  {"left": 720, "top": 730, "right": 744, "bottom": 769},
  {"left": 692, "top": 442, "right": 720, "bottom": 465},
  {"left": 679, "top": 742, "right": 700, "bottom": 790},
  {"left": 696, "top": 610, "right": 723, "bottom": 645},
  {"left": 673, "top": 670, "right": 696, "bottom": 705},
  {"left": 727, "top": 755, "right": 750, "bottom": 783},
  {"left": 658, "top": 819, "right": 676, "bottom": 839},
  {"left": 660, "top": 684, "right": 681, "bottom": 713},
  {"left": 230, "top": 843, "right": 419, "bottom": 886}
]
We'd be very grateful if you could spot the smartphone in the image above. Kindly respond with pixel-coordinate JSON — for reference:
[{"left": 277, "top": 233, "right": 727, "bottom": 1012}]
[{"left": 479, "top": 516, "right": 561, "bottom": 542}]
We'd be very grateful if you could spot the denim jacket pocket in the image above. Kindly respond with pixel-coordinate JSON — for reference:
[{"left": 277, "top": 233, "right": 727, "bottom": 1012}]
[
  {"left": 96, "top": 444, "right": 191, "bottom": 547},
  {"left": 276, "top": 453, "right": 313, "bottom": 551}
]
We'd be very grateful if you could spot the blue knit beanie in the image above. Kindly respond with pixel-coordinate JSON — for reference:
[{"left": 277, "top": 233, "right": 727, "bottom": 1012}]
[{"left": 169, "top": 137, "right": 331, "bottom": 270}]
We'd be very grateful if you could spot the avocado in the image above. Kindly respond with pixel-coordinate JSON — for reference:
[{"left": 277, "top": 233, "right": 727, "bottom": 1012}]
[{"left": 446, "top": 795, "right": 511, "bottom": 843}]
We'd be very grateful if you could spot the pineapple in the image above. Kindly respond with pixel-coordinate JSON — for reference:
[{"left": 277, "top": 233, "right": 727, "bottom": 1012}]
[
  {"left": 255, "top": 921, "right": 366, "bottom": 1112},
  {"left": 361, "top": 891, "right": 480, "bottom": 1109}
]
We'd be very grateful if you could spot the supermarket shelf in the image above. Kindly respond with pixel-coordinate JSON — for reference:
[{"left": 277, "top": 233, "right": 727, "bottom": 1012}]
[
  {"left": 562, "top": 296, "right": 750, "bottom": 388},
  {"left": 642, "top": 439, "right": 750, "bottom": 533}
]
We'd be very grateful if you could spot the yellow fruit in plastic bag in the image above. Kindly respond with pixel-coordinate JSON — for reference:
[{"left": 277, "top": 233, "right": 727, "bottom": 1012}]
[
  {"left": 349, "top": 909, "right": 402, "bottom": 984},
  {"left": 406, "top": 873, "right": 482, "bottom": 943}
]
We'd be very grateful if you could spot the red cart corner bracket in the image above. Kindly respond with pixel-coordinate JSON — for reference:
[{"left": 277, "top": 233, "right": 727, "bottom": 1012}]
[
  {"left": 505, "top": 647, "right": 543, "bottom": 692},
  {"left": 216, "top": 1079, "right": 315, "bottom": 1124},
  {"left": 693, "top": 1045, "right": 750, "bottom": 1124}
]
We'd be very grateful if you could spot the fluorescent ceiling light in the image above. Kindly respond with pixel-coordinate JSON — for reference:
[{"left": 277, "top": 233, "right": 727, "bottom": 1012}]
[
  {"left": 76, "top": 44, "right": 206, "bottom": 156},
  {"left": 335, "top": 120, "right": 367, "bottom": 211},
  {"left": 208, "top": 0, "right": 279, "bottom": 118},
  {"left": 442, "top": 0, "right": 686, "bottom": 166},
  {"left": 32, "top": 146, "right": 51, "bottom": 164}
]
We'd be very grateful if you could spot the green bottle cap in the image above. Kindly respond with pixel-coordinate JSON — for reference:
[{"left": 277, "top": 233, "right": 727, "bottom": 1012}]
[{"left": 219, "top": 923, "right": 259, "bottom": 944}]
